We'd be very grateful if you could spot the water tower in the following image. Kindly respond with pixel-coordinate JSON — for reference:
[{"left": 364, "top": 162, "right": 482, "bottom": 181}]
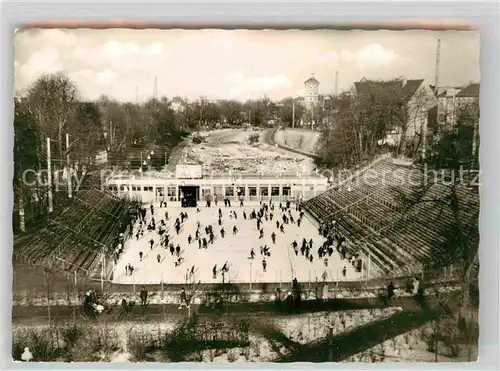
[{"left": 304, "top": 74, "right": 319, "bottom": 110}]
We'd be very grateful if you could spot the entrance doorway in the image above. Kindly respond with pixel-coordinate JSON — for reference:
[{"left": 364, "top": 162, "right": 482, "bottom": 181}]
[{"left": 179, "top": 186, "right": 199, "bottom": 207}]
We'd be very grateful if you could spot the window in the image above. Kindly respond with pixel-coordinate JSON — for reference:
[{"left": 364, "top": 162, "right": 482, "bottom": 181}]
[
  {"left": 145, "top": 186, "right": 153, "bottom": 192},
  {"left": 271, "top": 186, "right": 280, "bottom": 196},
  {"left": 248, "top": 187, "right": 257, "bottom": 196},
  {"left": 166, "top": 186, "right": 177, "bottom": 201},
  {"left": 260, "top": 187, "right": 268, "bottom": 196},
  {"left": 282, "top": 186, "right": 291, "bottom": 196},
  {"left": 108, "top": 185, "right": 113, "bottom": 191},
  {"left": 156, "top": 187, "right": 164, "bottom": 196},
  {"left": 237, "top": 187, "right": 246, "bottom": 196},
  {"left": 120, "top": 185, "right": 126, "bottom": 191},
  {"left": 112, "top": 185, "right": 118, "bottom": 191},
  {"left": 225, "top": 187, "right": 234, "bottom": 197},
  {"left": 214, "top": 186, "right": 223, "bottom": 196}
]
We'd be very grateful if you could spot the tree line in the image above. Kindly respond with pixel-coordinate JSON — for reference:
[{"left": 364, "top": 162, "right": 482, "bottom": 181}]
[
  {"left": 12, "top": 72, "right": 326, "bottom": 231},
  {"left": 315, "top": 79, "right": 479, "bottom": 171}
]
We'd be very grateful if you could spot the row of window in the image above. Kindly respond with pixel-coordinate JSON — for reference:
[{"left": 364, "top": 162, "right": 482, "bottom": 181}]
[{"left": 108, "top": 185, "right": 314, "bottom": 195}]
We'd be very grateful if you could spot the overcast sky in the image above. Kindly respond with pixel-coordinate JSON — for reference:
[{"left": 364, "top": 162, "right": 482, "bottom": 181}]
[{"left": 14, "top": 29, "right": 480, "bottom": 102}]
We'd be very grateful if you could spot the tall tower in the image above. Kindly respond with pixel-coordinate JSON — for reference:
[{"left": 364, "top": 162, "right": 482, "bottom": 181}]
[
  {"left": 304, "top": 74, "right": 319, "bottom": 111},
  {"left": 434, "top": 39, "right": 441, "bottom": 95},
  {"left": 153, "top": 76, "right": 158, "bottom": 100},
  {"left": 334, "top": 70, "right": 339, "bottom": 97}
]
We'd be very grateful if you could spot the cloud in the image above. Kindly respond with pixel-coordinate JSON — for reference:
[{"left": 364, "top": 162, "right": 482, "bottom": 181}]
[
  {"left": 229, "top": 73, "right": 291, "bottom": 99},
  {"left": 145, "top": 42, "right": 164, "bottom": 55},
  {"left": 14, "top": 29, "right": 479, "bottom": 102},
  {"left": 17, "top": 49, "right": 63, "bottom": 84},
  {"left": 103, "top": 40, "right": 140, "bottom": 56},
  {"left": 315, "top": 51, "right": 339, "bottom": 64},
  {"left": 96, "top": 69, "right": 118, "bottom": 85},
  {"left": 341, "top": 44, "right": 398, "bottom": 68}
]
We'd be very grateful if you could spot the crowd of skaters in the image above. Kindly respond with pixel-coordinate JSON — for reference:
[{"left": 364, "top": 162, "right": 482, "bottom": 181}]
[
  {"left": 117, "top": 196, "right": 355, "bottom": 284},
  {"left": 317, "top": 220, "right": 367, "bottom": 277}
]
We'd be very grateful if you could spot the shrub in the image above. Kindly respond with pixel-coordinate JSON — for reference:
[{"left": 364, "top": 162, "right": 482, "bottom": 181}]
[
  {"left": 192, "top": 134, "right": 204, "bottom": 144},
  {"left": 422, "top": 331, "right": 439, "bottom": 353},
  {"left": 227, "top": 349, "right": 237, "bottom": 362},
  {"left": 27, "top": 328, "right": 60, "bottom": 362},
  {"left": 69, "top": 326, "right": 120, "bottom": 362},
  {"left": 128, "top": 330, "right": 157, "bottom": 362},
  {"left": 12, "top": 329, "right": 30, "bottom": 361},
  {"left": 61, "top": 325, "right": 84, "bottom": 350},
  {"left": 248, "top": 133, "right": 260, "bottom": 144}
]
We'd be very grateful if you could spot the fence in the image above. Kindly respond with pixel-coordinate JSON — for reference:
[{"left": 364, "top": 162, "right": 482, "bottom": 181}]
[{"left": 13, "top": 261, "right": 462, "bottom": 314}]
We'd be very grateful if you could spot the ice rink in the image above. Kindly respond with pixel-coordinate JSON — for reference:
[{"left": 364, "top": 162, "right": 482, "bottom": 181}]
[{"left": 112, "top": 202, "right": 362, "bottom": 285}]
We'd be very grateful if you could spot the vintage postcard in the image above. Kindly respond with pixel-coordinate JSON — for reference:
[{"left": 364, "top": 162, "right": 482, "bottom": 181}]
[{"left": 13, "top": 28, "right": 479, "bottom": 362}]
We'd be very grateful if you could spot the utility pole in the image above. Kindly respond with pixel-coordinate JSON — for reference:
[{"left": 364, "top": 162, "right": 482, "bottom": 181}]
[
  {"left": 292, "top": 100, "right": 295, "bottom": 129},
  {"left": 47, "top": 137, "right": 53, "bottom": 213},
  {"left": 422, "top": 111, "right": 428, "bottom": 161},
  {"left": 66, "top": 133, "right": 72, "bottom": 198},
  {"left": 153, "top": 77, "right": 158, "bottom": 110},
  {"left": 19, "top": 195, "right": 25, "bottom": 232},
  {"left": 434, "top": 39, "right": 441, "bottom": 95}
]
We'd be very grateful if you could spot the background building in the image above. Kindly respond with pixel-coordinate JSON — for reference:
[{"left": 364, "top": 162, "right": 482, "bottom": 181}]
[
  {"left": 304, "top": 75, "right": 319, "bottom": 111},
  {"left": 437, "top": 82, "right": 479, "bottom": 130}
]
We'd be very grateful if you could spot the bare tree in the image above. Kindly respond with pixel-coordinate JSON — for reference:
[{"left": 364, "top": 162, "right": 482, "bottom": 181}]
[{"left": 27, "top": 73, "right": 78, "bottom": 161}]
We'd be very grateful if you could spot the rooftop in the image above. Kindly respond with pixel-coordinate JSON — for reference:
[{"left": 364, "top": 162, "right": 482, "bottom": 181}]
[
  {"left": 456, "top": 83, "right": 480, "bottom": 98},
  {"left": 304, "top": 76, "right": 319, "bottom": 85},
  {"left": 354, "top": 78, "right": 424, "bottom": 101}
]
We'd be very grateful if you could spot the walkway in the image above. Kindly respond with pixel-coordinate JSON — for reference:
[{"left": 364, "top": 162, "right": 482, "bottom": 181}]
[{"left": 12, "top": 290, "right": 458, "bottom": 324}]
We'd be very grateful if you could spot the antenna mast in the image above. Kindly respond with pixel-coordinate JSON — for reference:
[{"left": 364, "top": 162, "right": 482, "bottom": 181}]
[
  {"left": 434, "top": 39, "right": 441, "bottom": 94},
  {"left": 335, "top": 70, "right": 339, "bottom": 96},
  {"left": 153, "top": 76, "right": 158, "bottom": 110}
]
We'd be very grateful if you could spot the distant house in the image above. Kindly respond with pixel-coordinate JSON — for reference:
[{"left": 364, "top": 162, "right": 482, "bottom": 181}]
[
  {"left": 353, "top": 77, "right": 437, "bottom": 146},
  {"left": 171, "top": 96, "right": 186, "bottom": 113},
  {"left": 436, "top": 82, "right": 479, "bottom": 129},
  {"left": 456, "top": 82, "right": 480, "bottom": 105},
  {"left": 436, "top": 87, "right": 462, "bottom": 129}
]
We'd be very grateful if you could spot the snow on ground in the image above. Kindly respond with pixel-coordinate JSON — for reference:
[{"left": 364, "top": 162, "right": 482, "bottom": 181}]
[
  {"left": 113, "top": 204, "right": 361, "bottom": 285},
  {"left": 13, "top": 309, "right": 410, "bottom": 363},
  {"left": 180, "top": 129, "right": 317, "bottom": 176},
  {"left": 272, "top": 307, "right": 402, "bottom": 345}
]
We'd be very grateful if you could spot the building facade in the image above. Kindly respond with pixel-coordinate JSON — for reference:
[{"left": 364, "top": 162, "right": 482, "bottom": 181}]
[
  {"left": 105, "top": 166, "right": 328, "bottom": 205},
  {"left": 354, "top": 77, "right": 437, "bottom": 145},
  {"left": 304, "top": 75, "right": 320, "bottom": 111},
  {"left": 437, "top": 82, "right": 479, "bottom": 130}
]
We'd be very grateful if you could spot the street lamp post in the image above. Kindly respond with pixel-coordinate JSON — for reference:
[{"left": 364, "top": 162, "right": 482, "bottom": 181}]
[{"left": 47, "top": 137, "right": 53, "bottom": 213}]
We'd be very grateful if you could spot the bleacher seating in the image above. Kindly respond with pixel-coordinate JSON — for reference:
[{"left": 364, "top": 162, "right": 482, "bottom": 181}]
[
  {"left": 14, "top": 186, "right": 133, "bottom": 276},
  {"left": 303, "top": 159, "right": 479, "bottom": 277}
]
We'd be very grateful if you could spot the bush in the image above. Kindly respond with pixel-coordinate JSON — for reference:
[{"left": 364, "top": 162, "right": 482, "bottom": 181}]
[
  {"left": 68, "top": 326, "right": 120, "bottom": 362},
  {"left": 128, "top": 330, "right": 157, "bottom": 362},
  {"left": 61, "top": 325, "right": 84, "bottom": 350},
  {"left": 422, "top": 330, "right": 439, "bottom": 353},
  {"left": 12, "top": 329, "right": 30, "bottom": 361},
  {"left": 12, "top": 328, "right": 61, "bottom": 362},
  {"left": 192, "top": 134, "right": 204, "bottom": 144},
  {"left": 248, "top": 133, "right": 260, "bottom": 144}
]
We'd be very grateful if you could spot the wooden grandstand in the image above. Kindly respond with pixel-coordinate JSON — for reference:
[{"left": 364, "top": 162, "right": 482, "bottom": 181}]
[
  {"left": 14, "top": 185, "right": 137, "bottom": 278},
  {"left": 303, "top": 159, "right": 479, "bottom": 277}
]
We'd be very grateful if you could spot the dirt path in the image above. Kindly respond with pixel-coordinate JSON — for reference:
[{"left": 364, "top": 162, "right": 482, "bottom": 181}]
[
  {"left": 165, "top": 139, "right": 189, "bottom": 172},
  {"left": 12, "top": 291, "right": 458, "bottom": 325}
]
